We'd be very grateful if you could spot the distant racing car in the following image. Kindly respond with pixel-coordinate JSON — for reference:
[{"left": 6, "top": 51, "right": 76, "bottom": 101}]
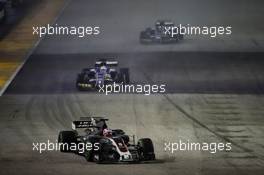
[
  {"left": 140, "top": 20, "right": 183, "bottom": 44},
  {"left": 76, "top": 59, "right": 130, "bottom": 91},
  {"left": 58, "top": 117, "right": 156, "bottom": 163}
]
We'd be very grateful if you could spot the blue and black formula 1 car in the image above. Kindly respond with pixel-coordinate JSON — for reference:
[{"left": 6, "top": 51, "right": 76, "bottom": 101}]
[
  {"left": 140, "top": 20, "right": 183, "bottom": 44},
  {"left": 76, "top": 59, "right": 130, "bottom": 91},
  {"left": 58, "top": 117, "right": 156, "bottom": 163}
]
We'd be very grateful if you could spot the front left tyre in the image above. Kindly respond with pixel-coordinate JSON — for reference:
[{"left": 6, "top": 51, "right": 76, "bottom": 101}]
[{"left": 58, "top": 131, "right": 77, "bottom": 152}]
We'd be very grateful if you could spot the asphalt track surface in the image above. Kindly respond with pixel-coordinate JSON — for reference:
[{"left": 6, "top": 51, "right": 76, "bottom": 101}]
[
  {"left": 1, "top": 0, "right": 264, "bottom": 175},
  {"left": 5, "top": 52, "right": 264, "bottom": 94}
]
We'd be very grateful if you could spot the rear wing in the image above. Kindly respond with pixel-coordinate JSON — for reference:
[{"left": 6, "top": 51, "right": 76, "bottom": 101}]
[
  {"left": 156, "top": 20, "right": 174, "bottom": 26},
  {"left": 95, "top": 60, "right": 118, "bottom": 67},
  {"left": 72, "top": 117, "right": 108, "bottom": 130}
]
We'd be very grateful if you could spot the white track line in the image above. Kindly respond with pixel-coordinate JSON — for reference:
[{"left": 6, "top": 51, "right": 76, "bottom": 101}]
[{"left": 0, "top": 0, "right": 72, "bottom": 96}]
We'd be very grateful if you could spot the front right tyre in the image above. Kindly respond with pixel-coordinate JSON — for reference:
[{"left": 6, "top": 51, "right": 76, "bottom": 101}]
[
  {"left": 138, "top": 138, "right": 156, "bottom": 161},
  {"left": 119, "top": 68, "right": 130, "bottom": 84}
]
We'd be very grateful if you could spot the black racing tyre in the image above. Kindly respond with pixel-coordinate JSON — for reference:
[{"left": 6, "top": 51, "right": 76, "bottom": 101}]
[
  {"left": 140, "top": 38, "right": 152, "bottom": 44},
  {"left": 139, "top": 31, "right": 153, "bottom": 44},
  {"left": 178, "top": 34, "right": 184, "bottom": 40},
  {"left": 92, "top": 152, "right": 102, "bottom": 163},
  {"left": 112, "top": 129, "right": 125, "bottom": 136},
  {"left": 140, "top": 36, "right": 152, "bottom": 44},
  {"left": 110, "top": 71, "right": 117, "bottom": 79},
  {"left": 58, "top": 131, "right": 77, "bottom": 152},
  {"left": 84, "top": 148, "right": 92, "bottom": 162},
  {"left": 138, "top": 138, "right": 155, "bottom": 161},
  {"left": 119, "top": 68, "right": 130, "bottom": 84},
  {"left": 76, "top": 74, "right": 82, "bottom": 91},
  {"left": 139, "top": 31, "right": 145, "bottom": 39}
]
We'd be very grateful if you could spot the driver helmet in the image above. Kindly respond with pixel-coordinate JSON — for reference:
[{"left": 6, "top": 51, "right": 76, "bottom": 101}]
[
  {"left": 103, "top": 128, "right": 112, "bottom": 137},
  {"left": 100, "top": 64, "right": 107, "bottom": 72}
]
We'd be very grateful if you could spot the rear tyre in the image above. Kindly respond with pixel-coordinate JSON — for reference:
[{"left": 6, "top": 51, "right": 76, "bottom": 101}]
[
  {"left": 119, "top": 68, "right": 130, "bottom": 84},
  {"left": 92, "top": 152, "right": 102, "bottom": 163},
  {"left": 140, "top": 35, "right": 152, "bottom": 44},
  {"left": 138, "top": 138, "right": 155, "bottom": 161},
  {"left": 112, "top": 129, "right": 125, "bottom": 136},
  {"left": 84, "top": 148, "right": 92, "bottom": 162},
  {"left": 179, "top": 34, "right": 184, "bottom": 40},
  {"left": 58, "top": 131, "right": 77, "bottom": 152}
]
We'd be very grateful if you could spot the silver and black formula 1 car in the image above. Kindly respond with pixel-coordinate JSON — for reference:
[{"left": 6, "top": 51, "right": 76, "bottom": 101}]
[
  {"left": 140, "top": 20, "right": 183, "bottom": 44},
  {"left": 76, "top": 59, "right": 130, "bottom": 91},
  {"left": 58, "top": 117, "right": 156, "bottom": 163}
]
